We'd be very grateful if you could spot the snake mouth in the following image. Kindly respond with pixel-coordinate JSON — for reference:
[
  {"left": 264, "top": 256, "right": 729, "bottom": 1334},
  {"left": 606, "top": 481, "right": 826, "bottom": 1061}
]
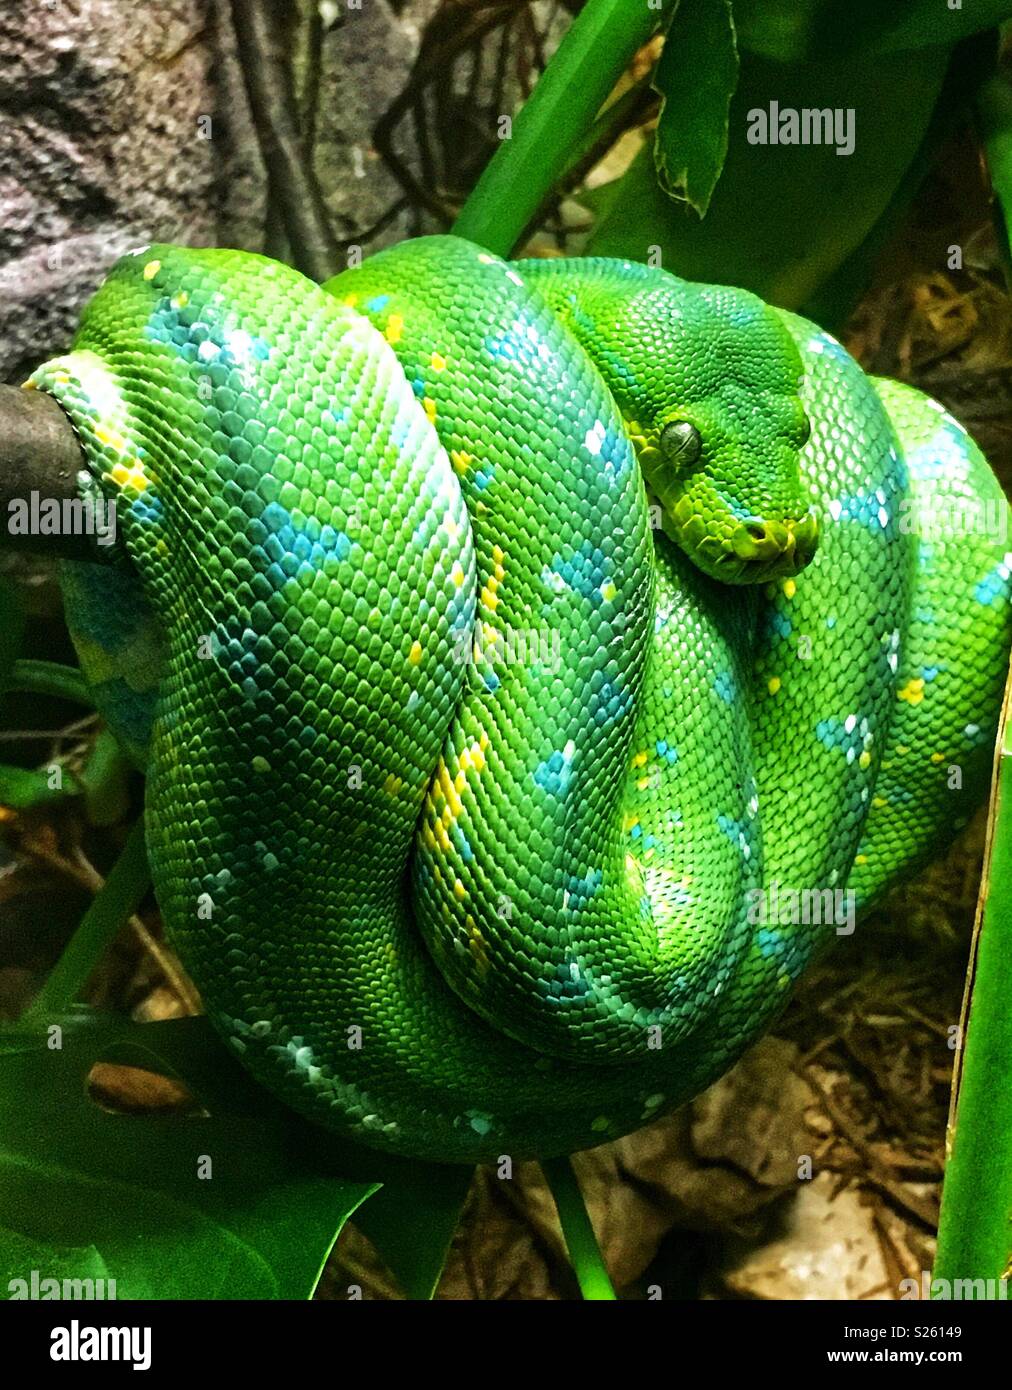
[{"left": 692, "top": 511, "right": 819, "bottom": 585}]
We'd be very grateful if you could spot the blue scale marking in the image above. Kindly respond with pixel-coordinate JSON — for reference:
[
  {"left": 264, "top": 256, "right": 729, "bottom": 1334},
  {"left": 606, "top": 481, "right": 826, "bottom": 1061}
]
[
  {"left": 590, "top": 676, "right": 631, "bottom": 729},
  {"left": 713, "top": 671, "right": 737, "bottom": 704},
  {"left": 976, "top": 562, "right": 1012, "bottom": 607},
  {"left": 564, "top": 867, "right": 603, "bottom": 910},
  {"left": 533, "top": 746, "right": 574, "bottom": 797}
]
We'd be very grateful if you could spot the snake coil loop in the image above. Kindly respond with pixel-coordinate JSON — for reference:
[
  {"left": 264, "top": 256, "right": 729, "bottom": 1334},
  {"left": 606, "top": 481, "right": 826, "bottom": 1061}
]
[{"left": 32, "top": 235, "right": 1012, "bottom": 1161}]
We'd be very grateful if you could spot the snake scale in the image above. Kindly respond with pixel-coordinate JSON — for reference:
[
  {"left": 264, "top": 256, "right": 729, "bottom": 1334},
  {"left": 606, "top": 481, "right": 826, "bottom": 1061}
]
[{"left": 30, "top": 235, "right": 1012, "bottom": 1163}]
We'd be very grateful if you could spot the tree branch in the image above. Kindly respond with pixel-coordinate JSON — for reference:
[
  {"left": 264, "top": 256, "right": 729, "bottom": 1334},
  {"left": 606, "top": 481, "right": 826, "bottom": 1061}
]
[
  {"left": 0, "top": 384, "right": 95, "bottom": 560},
  {"left": 230, "top": 0, "right": 340, "bottom": 282}
]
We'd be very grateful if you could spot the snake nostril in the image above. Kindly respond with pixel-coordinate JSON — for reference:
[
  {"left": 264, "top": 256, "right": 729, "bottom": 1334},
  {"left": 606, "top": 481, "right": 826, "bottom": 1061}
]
[{"left": 746, "top": 523, "right": 767, "bottom": 541}]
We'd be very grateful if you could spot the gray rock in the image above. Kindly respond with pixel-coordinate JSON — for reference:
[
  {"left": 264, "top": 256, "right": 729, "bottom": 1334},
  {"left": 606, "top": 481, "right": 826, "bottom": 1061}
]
[
  {"left": 0, "top": 0, "right": 215, "bottom": 380},
  {"left": 0, "top": 0, "right": 438, "bottom": 381}
]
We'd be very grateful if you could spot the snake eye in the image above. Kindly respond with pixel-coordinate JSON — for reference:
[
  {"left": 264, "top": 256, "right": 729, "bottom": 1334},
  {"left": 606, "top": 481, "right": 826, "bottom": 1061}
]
[
  {"left": 659, "top": 419, "right": 702, "bottom": 468},
  {"left": 792, "top": 403, "right": 812, "bottom": 448}
]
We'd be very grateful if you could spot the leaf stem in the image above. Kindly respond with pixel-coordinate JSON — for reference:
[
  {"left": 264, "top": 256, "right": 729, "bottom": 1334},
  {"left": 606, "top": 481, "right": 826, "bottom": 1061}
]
[
  {"left": 542, "top": 1154, "right": 616, "bottom": 1300},
  {"left": 9, "top": 659, "right": 93, "bottom": 706},
  {"left": 451, "top": 0, "right": 663, "bottom": 255},
  {"left": 26, "top": 818, "right": 151, "bottom": 1023}
]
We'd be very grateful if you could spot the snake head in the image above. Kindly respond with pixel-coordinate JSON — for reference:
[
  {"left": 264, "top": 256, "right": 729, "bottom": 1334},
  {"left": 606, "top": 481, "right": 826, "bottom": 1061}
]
[
  {"left": 645, "top": 383, "right": 818, "bottom": 586},
  {"left": 626, "top": 285, "right": 818, "bottom": 586},
  {"left": 529, "top": 261, "right": 820, "bottom": 586}
]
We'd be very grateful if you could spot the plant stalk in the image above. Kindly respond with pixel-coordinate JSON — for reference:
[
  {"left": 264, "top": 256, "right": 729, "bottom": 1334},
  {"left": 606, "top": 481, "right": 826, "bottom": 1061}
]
[
  {"left": 542, "top": 1154, "right": 616, "bottom": 1300},
  {"left": 452, "top": 0, "right": 664, "bottom": 255},
  {"left": 25, "top": 818, "right": 151, "bottom": 1024}
]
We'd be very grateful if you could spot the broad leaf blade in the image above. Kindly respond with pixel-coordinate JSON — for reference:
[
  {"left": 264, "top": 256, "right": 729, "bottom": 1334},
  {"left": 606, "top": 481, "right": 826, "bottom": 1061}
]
[
  {"left": 587, "top": 44, "right": 949, "bottom": 309},
  {"left": 352, "top": 1162, "right": 472, "bottom": 1300},
  {"left": 653, "top": 0, "right": 739, "bottom": 216},
  {"left": 0, "top": 764, "right": 75, "bottom": 810},
  {"left": 734, "top": 0, "right": 1012, "bottom": 61},
  {"left": 0, "top": 1012, "right": 468, "bottom": 1300},
  {"left": 935, "top": 658, "right": 1012, "bottom": 1285}
]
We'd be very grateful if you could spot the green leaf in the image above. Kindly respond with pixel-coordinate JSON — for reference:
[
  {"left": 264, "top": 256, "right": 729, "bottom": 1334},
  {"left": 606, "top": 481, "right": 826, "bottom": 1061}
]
[
  {"left": 653, "top": 0, "right": 739, "bottom": 216},
  {"left": 802, "top": 31, "right": 996, "bottom": 330},
  {"left": 25, "top": 820, "right": 151, "bottom": 1022},
  {"left": 733, "top": 0, "right": 1012, "bottom": 61},
  {"left": 0, "top": 1012, "right": 376, "bottom": 1299},
  {"left": 0, "top": 660, "right": 101, "bottom": 813},
  {"left": 2, "top": 1228, "right": 112, "bottom": 1298},
  {"left": 77, "top": 728, "right": 131, "bottom": 827},
  {"left": 0, "top": 1011, "right": 470, "bottom": 1300},
  {"left": 2, "top": 662, "right": 129, "bottom": 820},
  {"left": 976, "top": 72, "right": 1012, "bottom": 278},
  {"left": 586, "top": 43, "right": 950, "bottom": 309},
  {"left": 351, "top": 1161, "right": 472, "bottom": 1300},
  {"left": 934, "top": 667, "right": 1012, "bottom": 1291},
  {"left": 0, "top": 763, "right": 76, "bottom": 810}
]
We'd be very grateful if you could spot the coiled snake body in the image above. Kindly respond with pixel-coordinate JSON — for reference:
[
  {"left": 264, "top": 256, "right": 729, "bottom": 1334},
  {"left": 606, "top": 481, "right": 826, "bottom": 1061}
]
[{"left": 32, "top": 236, "right": 1012, "bottom": 1162}]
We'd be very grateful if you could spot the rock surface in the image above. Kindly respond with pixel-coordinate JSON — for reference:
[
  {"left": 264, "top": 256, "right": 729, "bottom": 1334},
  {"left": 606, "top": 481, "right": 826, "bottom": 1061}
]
[
  {"left": 0, "top": 0, "right": 436, "bottom": 382},
  {"left": 0, "top": 0, "right": 215, "bottom": 380}
]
